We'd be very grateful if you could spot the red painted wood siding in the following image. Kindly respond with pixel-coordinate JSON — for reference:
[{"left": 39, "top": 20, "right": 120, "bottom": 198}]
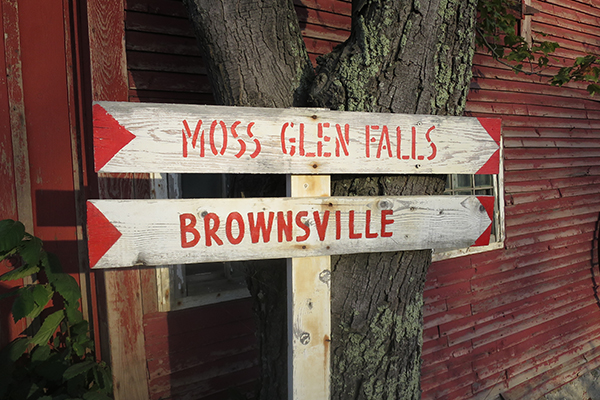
[
  {"left": 422, "top": 0, "right": 600, "bottom": 398},
  {"left": 0, "top": 0, "right": 91, "bottom": 347},
  {"left": 144, "top": 299, "right": 258, "bottom": 400},
  {"left": 125, "top": 0, "right": 600, "bottom": 399}
]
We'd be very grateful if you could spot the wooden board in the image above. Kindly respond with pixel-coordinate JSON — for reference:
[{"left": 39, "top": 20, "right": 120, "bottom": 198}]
[
  {"left": 92, "top": 101, "right": 501, "bottom": 175},
  {"left": 287, "top": 175, "right": 330, "bottom": 400},
  {"left": 87, "top": 195, "right": 494, "bottom": 269}
]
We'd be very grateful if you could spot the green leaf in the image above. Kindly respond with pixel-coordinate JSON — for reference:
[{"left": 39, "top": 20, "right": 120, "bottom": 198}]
[
  {"left": 20, "top": 236, "right": 44, "bottom": 267},
  {"left": 44, "top": 253, "right": 82, "bottom": 305},
  {"left": 0, "top": 337, "right": 30, "bottom": 364},
  {"left": 66, "top": 304, "right": 84, "bottom": 325},
  {"left": 31, "top": 344, "right": 51, "bottom": 363},
  {"left": 31, "top": 310, "right": 64, "bottom": 346},
  {"left": 0, "top": 262, "right": 39, "bottom": 282},
  {"left": 0, "top": 219, "right": 25, "bottom": 252},
  {"left": 30, "top": 284, "right": 54, "bottom": 320},
  {"left": 12, "top": 286, "right": 36, "bottom": 323},
  {"left": 63, "top": 359, "right": 96, "bottom": 380},
  {"left": 587, "top": 83, "right": 600, "bottom": 96}
]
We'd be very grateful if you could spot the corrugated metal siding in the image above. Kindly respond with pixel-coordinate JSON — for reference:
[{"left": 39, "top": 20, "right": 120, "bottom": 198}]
[
  {"left": 422, "top": 0, "right": 600, "bottom": 398},
  {"left": 126, "top": 0, "right": 600, "bottom": 398}
]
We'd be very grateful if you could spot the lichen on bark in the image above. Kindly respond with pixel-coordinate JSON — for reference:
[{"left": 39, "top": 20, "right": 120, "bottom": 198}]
[{"left": 182, "top": 0, "right": 478, "bottom": 398}]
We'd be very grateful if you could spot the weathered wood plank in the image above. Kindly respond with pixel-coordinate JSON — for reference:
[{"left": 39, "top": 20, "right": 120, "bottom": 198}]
[
  {"left": 288, "top": 175, "right": 331, "bottom": 400},
  {"left": 93, "top": 101, "right": 501, "bottom": 174},
  {"left": 88, "top": 1, "right": 149, "bottom": 399},
  {"left": 87, "top": 195, "right": 493, "bottom": 268}
]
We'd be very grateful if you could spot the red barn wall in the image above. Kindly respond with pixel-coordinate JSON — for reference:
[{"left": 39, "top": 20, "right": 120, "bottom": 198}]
[
  {"left": 0, "top": 0, "right": 93, "bottom": 348},
  {"left": 119, "top": 0, "right": 600, "bottom": 399},
  {"left": 422, "top": 0, "right": 600, "bottom": 398}
]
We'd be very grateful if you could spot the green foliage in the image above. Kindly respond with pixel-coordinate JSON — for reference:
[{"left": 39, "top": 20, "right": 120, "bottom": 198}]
[
  {"left": 477, "top": 0, "right": 600, "bottom": 95},
  {"left": 0, "top": 219, "right": 112, "bottom": 400}
]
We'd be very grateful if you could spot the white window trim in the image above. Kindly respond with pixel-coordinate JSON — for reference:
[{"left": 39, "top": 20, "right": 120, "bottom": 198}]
[{"left": 432, "top": 144, "right": 506, "bottom": 261}]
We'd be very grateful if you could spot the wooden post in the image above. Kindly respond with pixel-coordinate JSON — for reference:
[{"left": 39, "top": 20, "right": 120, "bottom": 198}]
[
  {"left": 87, "top": 1, "right": 150, "bottom": 399},
  {"left": 288, "top": 175, "right": 331, "bottom": 400}
]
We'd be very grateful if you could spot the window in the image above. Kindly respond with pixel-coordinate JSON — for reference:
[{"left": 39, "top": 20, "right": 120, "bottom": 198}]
[
  {"left": 432, "top": 170, "right": 505, "bottom": 261},
  {"left": 153, "top": 173, "right": 251, "bottom": 311}
]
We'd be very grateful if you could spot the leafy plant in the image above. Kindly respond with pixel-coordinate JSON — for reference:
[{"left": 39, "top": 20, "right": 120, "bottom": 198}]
[
  {"left": 476, "top": 0, "right": 600, "bottom": 95},
  {"left": 0, "top": 219, "right": 112, "bottom": 400}
]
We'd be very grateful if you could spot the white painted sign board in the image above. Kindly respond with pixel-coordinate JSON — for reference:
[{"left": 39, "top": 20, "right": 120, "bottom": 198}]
[
  {"left": 87, "top": 195, "right": 494, "bottom": 269},
  {"left": 93, "top": 101, "right": 501, "bottom": 175}
]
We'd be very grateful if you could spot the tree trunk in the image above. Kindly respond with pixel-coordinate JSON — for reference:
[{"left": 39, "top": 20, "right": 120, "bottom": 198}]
[
  {"left": 182, "top": 1, "right": 313, "bottom": 397},
  {"left": 183, "top": 0, "right": 477, "bottom": 398}
]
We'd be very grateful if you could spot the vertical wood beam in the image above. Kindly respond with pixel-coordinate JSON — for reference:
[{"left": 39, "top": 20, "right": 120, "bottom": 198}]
[
  {"left": 87, "top": 0, "right": 150, "bottom": 398},
  {"left": 0, "top": 0, "right": 31, "bottom": 345},
  {"left": 3, "top": 0, "right": 34, "bottom": 233},
  {"left": 288, "top": 175, "right": 331, "bottom": 400}
]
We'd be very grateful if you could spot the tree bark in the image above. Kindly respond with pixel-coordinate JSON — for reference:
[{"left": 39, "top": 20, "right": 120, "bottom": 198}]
[
  {"left": 183, "top": 0, "right": 478, "bottom": 398},
  {"left": 182, "top": 1, "right": 313, "bottom": 398},
  {"left": 307, "top": 2, "right": 478, "bottom": 397}
]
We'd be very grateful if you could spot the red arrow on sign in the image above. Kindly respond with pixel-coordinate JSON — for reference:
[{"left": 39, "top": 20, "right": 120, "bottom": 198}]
[
  {"left": 87, "top": 201, "right": 122, "bottom": 268},
  {"left": 93, "top": 104, "right": 136, "bottom": 172},
  {"left": 474, "top": 195, "right": 495, "bottom": 246},
  {"left": 476, "top": 118, "right": 502, "bottom": 175}
]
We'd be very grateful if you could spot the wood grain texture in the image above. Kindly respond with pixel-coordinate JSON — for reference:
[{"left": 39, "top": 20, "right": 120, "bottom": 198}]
[
  {"left": 88, "top": 1, "right": 149, "bottom": 399},
  {"left": 93, "top": 101, "right": 501, "bottom": 175},
  {"left": 88, "top": 195, "right": 493, "bottom": 268},
  {"left": 288, "top": 175, "right": 331, "bottom": 400},
  {"left": 0, "top": 0, "right": 29, "bottom": 347}
]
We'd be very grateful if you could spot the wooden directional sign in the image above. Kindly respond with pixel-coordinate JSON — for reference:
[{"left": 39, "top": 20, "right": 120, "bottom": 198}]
[
  {"left": 87, "top": 195, "right": 494, "bottom": 269},
  {"left": 93, "top": 101, "right": 501, "bottom": 175}
]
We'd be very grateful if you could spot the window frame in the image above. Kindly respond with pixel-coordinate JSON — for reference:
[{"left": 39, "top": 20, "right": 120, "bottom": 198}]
[
  {"left": 432, "top": 152, "right": 505, "bottom": 261},
  {"left": 155, "top": 152, "right": 505, "bottom": 310}
]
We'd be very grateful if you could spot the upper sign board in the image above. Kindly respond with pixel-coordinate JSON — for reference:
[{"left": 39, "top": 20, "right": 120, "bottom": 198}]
[
  {"left": 93, "top": 102, "right": 501, "bottom": 175},
  {"left": 87, "top": 195, "right": 494, "bottom": 269}
]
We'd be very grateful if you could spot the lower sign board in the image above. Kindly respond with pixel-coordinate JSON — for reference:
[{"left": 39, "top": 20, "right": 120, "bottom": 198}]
[{"left": 87, "top": 196, "right": 494, "bottom": 269}]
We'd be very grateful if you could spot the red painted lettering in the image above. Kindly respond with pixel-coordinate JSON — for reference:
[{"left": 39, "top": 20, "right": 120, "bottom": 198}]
[
  {"left": 317, "top": 123, "right": 331, "bottom": 157},
  {"left": 335, "top": 210, "right": 341, "bottom": 240},
  {"left": 365, "top": 125, "right": 371, "bottom": 158},
  {"left": 226, "top": 212, "right": 245, "bottom": 245},
  {"left": 204, "top": 213, "right": 223, "bottom": 246},
  {"left": 299, "top": 123, "right": 306, "bottom": 156},
  {"left": 411, "top": 126, "right": 417, "bottom": 160},
  {"left": 396, "top": 126, "right": 402, "bottom": 159},
  {"left": 335, "top": 124, "right": 350, "bottom": 157},
  {"left": 182, "top": 119, "right": 205, "bottom": 158},
  {"left": 180, "top": 213, "right": 200, "bottom": 248},
  {"left": 426, "top": 125, "right": 437, "bottom": 160},
  {"left": 281, "top": 122, "right": 293, "bottom": 155},
  {"left": 246, "top": 122, "right": 261, "bottom": 158},
  {"left": 209, "top": 120, "right": 228, "bottom": 156},
  {"left": 313, "top": 210, "right": 330, "bottom": 241},
  {"left": 365, "top": 210, "right": 378, "bottom": 238},
  {"left": 230, "top": 121, "right": 246, "bottom": 159},
  {"left": 277, "top": 211, "right": 293, "bottom": 242},
  {"left": 381, "top": 210, "right": 394, "bottom": 237},
  {"left": 248, "top": 211, "right": 275, "bottom": 243},
  {"left": 348, "top": 210, "right": 362, "bottom": 239},
  {"left": 377, "top": 125, "right": 392, "bottom": 158},
  {"left": 295, "top": 211, "right": 310, "bottom": 242}
]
